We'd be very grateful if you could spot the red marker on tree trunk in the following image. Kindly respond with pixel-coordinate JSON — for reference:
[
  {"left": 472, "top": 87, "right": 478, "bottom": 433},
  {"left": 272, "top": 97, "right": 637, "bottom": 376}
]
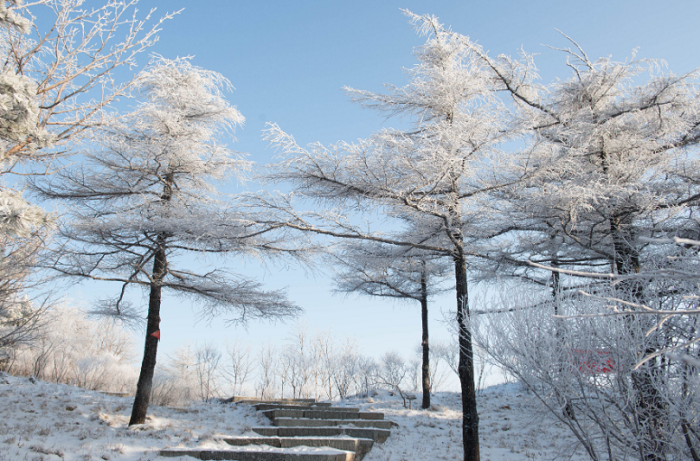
[{"left": 150, "top": 330, "right": 160, "bottom": 341}]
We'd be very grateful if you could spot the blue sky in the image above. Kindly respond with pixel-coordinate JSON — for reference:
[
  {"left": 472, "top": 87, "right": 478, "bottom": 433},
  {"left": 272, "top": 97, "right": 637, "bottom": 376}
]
[
  {"left": 149, "top": 0, "right": 700, "bottom": 154},
  {"left": 65, "top": 0, "right": 700, "bottom": 391}
]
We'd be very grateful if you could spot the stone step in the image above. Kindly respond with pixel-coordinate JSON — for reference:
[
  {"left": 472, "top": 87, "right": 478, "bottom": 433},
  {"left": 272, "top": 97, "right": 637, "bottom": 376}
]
[
  {"left": 160, "top": 448, "right": 353, "bottom": 461},
  {"left": 226, "top": 397, "right": 320, "bottom": 406},
  {"left": 263, "top": 409, "right": 383, "bottom": 421},
  {"left": 273, "top": 418, "right": 393, "bottom": 429},
  {"left": 222, "top": 436, "right": 373, "bottom": 460},
  {"left": 228, "top": 396, "right": 319, "bottom": 403},
  {"left": 253, "top": 427, "right": 391, "bottom": 443},
  {"left": 254, "top": 403, "right": 334, "bottom": 412}
]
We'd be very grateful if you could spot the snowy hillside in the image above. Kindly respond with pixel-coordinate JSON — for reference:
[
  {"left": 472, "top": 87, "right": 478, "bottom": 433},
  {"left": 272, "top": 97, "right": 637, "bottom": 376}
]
[{"left": 0, "top": 372, "right": 588, "bottom": 461}]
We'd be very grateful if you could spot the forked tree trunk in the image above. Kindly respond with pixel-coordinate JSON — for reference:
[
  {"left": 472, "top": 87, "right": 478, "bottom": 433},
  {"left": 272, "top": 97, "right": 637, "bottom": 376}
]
[
  {"left": 129, "top": 238, "right": 167, "bottom": 425},
  {"left": 420, "top": 263, "right": 430, "bottom": 410},
  {"left": 455, "top": 250, "right": 479, "bottom": 461}
]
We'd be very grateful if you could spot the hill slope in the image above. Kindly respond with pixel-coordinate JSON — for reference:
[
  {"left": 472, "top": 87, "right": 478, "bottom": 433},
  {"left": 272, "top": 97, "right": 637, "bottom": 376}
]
[{"left": 0, "top": 372, "right": 587, "bottom": 460}]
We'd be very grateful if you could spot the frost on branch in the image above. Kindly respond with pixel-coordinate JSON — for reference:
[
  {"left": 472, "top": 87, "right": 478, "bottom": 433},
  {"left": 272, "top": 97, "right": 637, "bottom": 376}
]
[
  {"left": 1, "top": 0, "right": 175, "bottom": 167},
  {"left": 0, "top": 190, "right": 52, "bottom": 365},
  {"left": 0, "top": 1, "right": 51, "bottom": 155},
  {"left": 0, "top": 71, "right": 51, "bottom": 151},
  {"left": 0, "top": 0, "right": 30, "bottom": 33},
  {"left": 40, "top": 56, "right": 300, "bottom": 324},
  {"left": 473, "top": 283, "right": 699, "bottom": 461},
  {"left": 0, "top": 190, "right": 51, "bottom": 236}
]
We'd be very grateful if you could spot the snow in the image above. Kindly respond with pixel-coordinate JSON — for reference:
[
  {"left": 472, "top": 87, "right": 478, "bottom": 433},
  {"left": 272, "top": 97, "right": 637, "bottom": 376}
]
[
  {"left": 0, "top": 372, "right": 589, "bottom": 460},
  {"left": 348, "top": 387, "right": 589, "bottom": 461}
]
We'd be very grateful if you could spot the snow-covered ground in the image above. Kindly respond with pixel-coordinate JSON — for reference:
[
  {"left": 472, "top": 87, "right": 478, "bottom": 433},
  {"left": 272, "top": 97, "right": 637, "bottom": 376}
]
[
  {"left": 353, "top": 387, "right": 588, "bottom": 461},
  {"left": 0, "top": 372, "right": 589, "bottom": 461}
]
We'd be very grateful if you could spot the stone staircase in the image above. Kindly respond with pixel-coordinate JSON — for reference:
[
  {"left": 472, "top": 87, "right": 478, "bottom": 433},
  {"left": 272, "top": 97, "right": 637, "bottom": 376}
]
[{"left": 160, "top": 398, "right": 394, "bottom": 461}]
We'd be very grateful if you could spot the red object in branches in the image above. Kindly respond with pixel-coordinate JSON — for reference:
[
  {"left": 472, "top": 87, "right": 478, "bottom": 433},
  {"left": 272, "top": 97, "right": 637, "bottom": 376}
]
[
  {"left": 150, "top": 330, "right": 160, "bottom": 341},
  {"left": 571, "top": 349, "right": 614, "bottom": 374}
]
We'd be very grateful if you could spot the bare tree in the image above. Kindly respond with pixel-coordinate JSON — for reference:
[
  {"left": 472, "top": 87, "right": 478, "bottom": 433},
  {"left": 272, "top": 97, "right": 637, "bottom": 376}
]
[
  {"left": 356, "top": 355, "right": 378, "bottom": 398},
  {"left": 376, "top": 351, "right": 413, "bottom": 408},
  {"left": 223, "top": 339, "right": 255, "bottom": 397},
  {"left": 8, "top": 305, "right": 137, "bottom": 392},
  {"left": 256, "top": 343, "right": 277, "bottom": 400},
  {"left": 273, "top": 324, "right": 362, "bottom": 401},
  {"left": 280, "top": 322, "right": 315, "bottom": 399},
  {"left": 313, "top": 328, "right": 336, "bottom": 401},
  {"left": 35, "top": 58, "right": 302, "bottom": 425},
  {"left": 409, "top": 343, "right": 450, "bottom": 395},
  {"left": 332, "top": 337, "right": 359, "bottom": 400},
  {"left": 194, "top": 344, "right": 222, "bottom": 402},
  {"left": 161, "top": 344, "right": 197, "bottom": 405}
]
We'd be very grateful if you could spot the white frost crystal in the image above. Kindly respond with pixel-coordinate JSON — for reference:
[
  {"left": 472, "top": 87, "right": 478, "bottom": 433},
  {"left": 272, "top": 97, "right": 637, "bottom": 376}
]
[{"left": 0, "top": 71, "right": 51, "bottom": 148}]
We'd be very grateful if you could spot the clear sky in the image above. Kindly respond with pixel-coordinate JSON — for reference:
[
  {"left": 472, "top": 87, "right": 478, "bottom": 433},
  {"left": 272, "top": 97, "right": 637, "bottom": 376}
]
[{"left": 66, "top": 0, "right": 700, "bottom": 391}]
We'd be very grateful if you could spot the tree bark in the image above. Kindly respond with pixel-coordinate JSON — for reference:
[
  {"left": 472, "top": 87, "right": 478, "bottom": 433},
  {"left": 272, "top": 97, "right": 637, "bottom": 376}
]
[
  {"left": 455, "top": 251, "right": 479, "bottom": 461},
  {"left": 129, "top": 174, "right": 172, "bottom": 426},
  {"left": 129, "top": 237, "right": 166, "bottom": 425},
  {"left": 129, "top": 235, "right": 168, "bottom": 426},
  {"left": 610, "top": 214, "right": 667, "bottom": 461},
  {"left": 420, "top": 262, "right": 430, "bottom": 410},
  {"left": 550, "top": 245, "right": 560, "bottom": 318}
]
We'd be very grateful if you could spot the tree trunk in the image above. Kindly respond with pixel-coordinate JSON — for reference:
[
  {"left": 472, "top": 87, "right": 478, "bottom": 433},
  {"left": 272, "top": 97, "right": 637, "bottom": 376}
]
[
  {"left": 129, "top": 236, "right": 167, "bottom": 426},
  {"left": 610, "top": 215, "right": 667, "bottom": 461},
  {"left": 420, "top": 262, "right": 430, "bottom": 410},
  {"left": 129, "top": 173, "right": 174, "bottom": 426},
  {"left": 455, "top": 251, "right": 479, "bottom": 461},
  {"left": 550, "top": 247, "right": 561, "bottom": 317}
]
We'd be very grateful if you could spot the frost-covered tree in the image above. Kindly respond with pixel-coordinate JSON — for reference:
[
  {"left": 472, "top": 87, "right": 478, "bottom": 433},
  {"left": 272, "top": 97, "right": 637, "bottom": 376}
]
[
  {"left": 331, "top": 337, "right": 360, "bottom": 399},
  {"left": 0, "top": 1, "right": 53, "bottom": 369},
  {"left": 331, "top": 240, "right": 451, "bottom": 409},
  {"left": 194, "top": 344, "right": 222, "bottom": 402},
  {"left": 0, "top": 0, "right": 171, "bottom": 365},
  {"left": 36, "top": 58, "right": 301, "bottom": 425},
  {"left": 0, "top": 1, "right": 46, "bottom": 151},
  {"left": 1, "top": 0, "right": 173, "bottom": 167},
  {"left": 376, "top": 350, "right": 413, "bottom": 407},
  {"left": 1, "top": 0, "right": 170, "bottom": 215},
  {"left": 0, "top": 66, "right": 49, "bottom": 152},
  {"left": 479, "top": 40, "right": 700, "bottom": 277},
  {"left": 223, "top": 339, "right": 255, "bottom": 397},
  {"left": 474, "top": 284, "right": 700, "bottom": 461},
  {"left": 256, "top": 343, "right": 278, "bottom": 399},
  {"left": 7, "top": 305, "right": 137, "bottom": 392},
  {"left": 0, "top": 0, "right": 29, "bottom": 31},
  {"left": 279, "top": 324, "right": 314, "bottom": 399},
  {"left": 465, "top": 37, "right": 700, "bottom": 461},
  {"left": 0, "top": 190, "right": 53, "bottom": 367},
  {"left": 257, "top": 11, "right": 517, "bottom": 459}
]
